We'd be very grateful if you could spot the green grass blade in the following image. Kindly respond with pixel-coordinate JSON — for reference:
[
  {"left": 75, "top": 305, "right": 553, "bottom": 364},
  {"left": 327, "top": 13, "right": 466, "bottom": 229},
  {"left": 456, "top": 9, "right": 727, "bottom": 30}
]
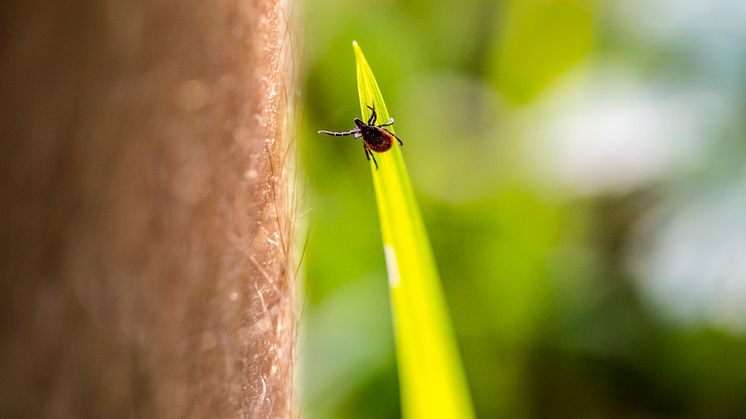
[{"left": 352, "top": 40, "right": 475, "bottom": 419}]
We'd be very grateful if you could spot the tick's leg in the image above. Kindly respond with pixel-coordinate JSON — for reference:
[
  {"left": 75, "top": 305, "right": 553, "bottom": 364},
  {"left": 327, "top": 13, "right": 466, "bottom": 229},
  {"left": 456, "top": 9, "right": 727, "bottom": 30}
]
[
  {"left": 384, "top": 129, "right": 403, "bottom": 146},
  {"left": 366, "top": 104, "right": 377, "bottom": 125},
  {"left": 363, "top": 143, "right": 378, "bottom": 169},
  {"left": 354, "top": 132, "right": 362, "bottom": 139},
  {"left": 378, "top": 118, "right": 394, "bottom": 127},
  {"left": 318, "top": 128, "right": 359, "bottom": 136}
]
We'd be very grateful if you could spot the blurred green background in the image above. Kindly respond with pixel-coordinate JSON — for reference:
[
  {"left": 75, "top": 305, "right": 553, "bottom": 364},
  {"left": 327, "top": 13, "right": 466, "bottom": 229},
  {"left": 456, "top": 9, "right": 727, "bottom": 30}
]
[{"left": 299, "top": 0, "right": 746, "bottom": 417}]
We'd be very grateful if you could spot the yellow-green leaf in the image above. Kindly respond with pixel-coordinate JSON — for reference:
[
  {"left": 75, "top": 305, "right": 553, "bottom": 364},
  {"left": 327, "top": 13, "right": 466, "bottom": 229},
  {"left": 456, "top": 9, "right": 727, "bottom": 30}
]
[{"left": 353, "top": 40, "right": 475, "bottom": 419}]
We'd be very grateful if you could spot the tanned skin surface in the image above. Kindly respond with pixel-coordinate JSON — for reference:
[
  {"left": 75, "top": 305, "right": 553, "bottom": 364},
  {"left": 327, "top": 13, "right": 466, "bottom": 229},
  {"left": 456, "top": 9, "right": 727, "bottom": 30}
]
[{"left": 0, "top": 0, "right": 296, "bottom": 417}]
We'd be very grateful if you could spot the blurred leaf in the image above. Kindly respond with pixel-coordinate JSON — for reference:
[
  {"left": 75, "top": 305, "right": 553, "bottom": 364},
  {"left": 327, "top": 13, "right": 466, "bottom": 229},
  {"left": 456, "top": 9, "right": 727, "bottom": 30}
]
[{"left": 490, "top": 0, "right": 597, "bottom": 103}]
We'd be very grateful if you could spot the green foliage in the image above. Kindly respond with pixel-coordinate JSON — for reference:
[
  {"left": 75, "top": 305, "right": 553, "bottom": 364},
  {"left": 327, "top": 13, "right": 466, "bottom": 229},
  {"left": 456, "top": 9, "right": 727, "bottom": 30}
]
[
  {"left": 302, "top": 1, "right": 746, "bottom": 418},
  {"left": 489, "top": 0, "right": 596, "bottom": 103}
]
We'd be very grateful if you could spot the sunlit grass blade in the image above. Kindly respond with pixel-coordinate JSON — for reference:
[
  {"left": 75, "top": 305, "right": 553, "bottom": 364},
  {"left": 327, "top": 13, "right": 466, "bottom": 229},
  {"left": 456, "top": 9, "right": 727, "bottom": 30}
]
[{"left": 352, "top": 41, "right": 475, "bottom": 419}]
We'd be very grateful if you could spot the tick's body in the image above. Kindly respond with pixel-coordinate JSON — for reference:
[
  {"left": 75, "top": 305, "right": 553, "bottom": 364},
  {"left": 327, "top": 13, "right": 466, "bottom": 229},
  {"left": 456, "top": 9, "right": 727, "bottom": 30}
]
[{"left": 318, "top": 105, "right": 403, "bottom": 169}]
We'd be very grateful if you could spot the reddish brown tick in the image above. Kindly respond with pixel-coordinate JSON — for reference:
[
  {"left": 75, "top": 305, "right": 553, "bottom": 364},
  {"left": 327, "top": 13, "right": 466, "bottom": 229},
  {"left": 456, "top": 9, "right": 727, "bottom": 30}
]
[{"left": 318, "top": 105, "right": 403, "bottom": 169}]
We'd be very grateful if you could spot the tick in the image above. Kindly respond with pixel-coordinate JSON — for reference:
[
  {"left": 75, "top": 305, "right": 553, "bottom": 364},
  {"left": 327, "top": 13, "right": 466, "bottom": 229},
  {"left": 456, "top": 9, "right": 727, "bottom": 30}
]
[{"left": 318, "top": 105, "right": 403, "bottom": 169}]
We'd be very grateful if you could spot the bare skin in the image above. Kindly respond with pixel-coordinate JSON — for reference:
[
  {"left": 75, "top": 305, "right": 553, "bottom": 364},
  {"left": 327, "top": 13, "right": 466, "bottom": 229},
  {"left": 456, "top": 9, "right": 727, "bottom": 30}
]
[{"left": 0, "top": 0, "right": 297, "bottom": 417}]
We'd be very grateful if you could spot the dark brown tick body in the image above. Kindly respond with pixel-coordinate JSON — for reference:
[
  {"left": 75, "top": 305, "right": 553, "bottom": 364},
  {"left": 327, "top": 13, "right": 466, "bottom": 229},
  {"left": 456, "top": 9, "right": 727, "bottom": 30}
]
[{"left": 318, "top": 105, "right": 403, "bottom": 169}]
